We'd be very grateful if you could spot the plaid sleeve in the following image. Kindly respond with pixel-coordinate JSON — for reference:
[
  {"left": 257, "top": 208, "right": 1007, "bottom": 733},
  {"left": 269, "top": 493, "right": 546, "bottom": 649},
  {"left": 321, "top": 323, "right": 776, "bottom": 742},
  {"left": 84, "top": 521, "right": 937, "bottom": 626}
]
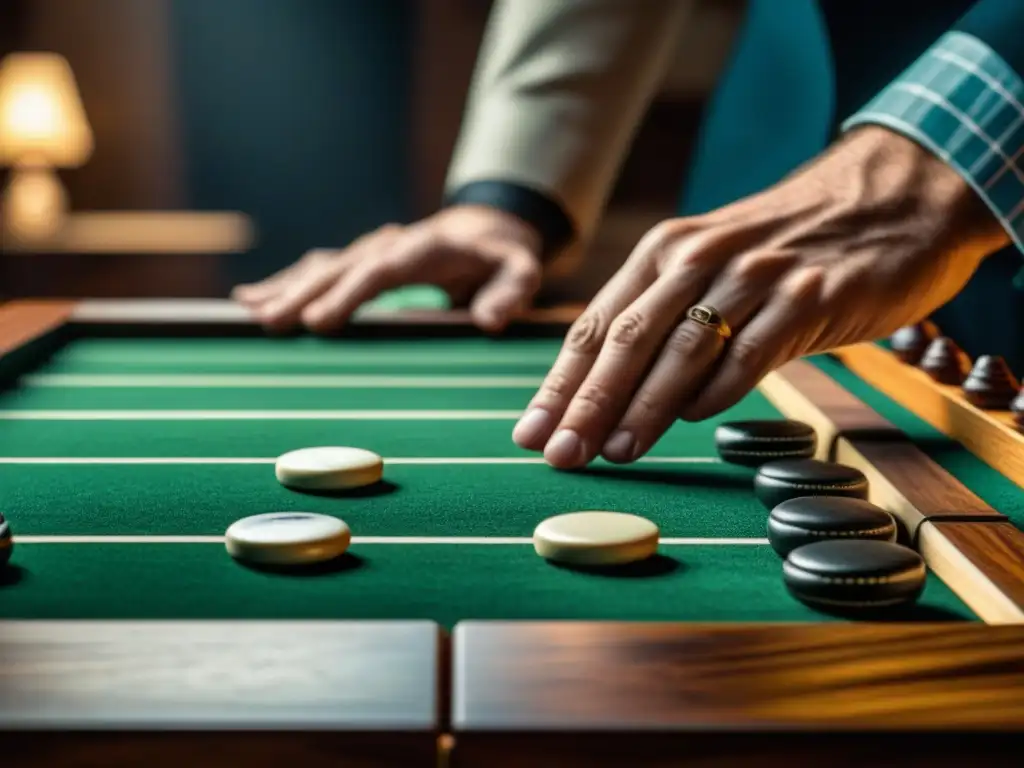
[{"left": 842, "top": 30, "right": 1024, "bottom": 260}]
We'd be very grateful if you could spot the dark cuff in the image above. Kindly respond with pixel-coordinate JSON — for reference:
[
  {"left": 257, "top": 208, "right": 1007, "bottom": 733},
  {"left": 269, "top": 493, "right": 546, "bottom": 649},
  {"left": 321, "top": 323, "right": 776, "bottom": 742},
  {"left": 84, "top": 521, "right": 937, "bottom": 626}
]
[{"left": 443, "top": 180, "right": 576, "bottom": 258}]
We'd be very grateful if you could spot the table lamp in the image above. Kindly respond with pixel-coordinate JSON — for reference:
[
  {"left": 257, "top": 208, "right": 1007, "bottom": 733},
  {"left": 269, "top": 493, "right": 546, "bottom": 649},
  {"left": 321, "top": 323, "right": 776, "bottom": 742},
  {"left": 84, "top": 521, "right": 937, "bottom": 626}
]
[{"left": 0, "top": 52, "right": 93, "bottom": 244}]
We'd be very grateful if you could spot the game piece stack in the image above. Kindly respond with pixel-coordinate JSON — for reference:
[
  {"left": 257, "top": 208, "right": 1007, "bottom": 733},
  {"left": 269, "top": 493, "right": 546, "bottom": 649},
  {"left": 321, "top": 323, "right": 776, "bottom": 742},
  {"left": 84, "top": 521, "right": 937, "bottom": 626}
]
[
  {"left": 715, "top": 419, "right": 928, "bottom": 614},
  {"left": 889, "top": 322, "right": 1024, "bottom": 431}
]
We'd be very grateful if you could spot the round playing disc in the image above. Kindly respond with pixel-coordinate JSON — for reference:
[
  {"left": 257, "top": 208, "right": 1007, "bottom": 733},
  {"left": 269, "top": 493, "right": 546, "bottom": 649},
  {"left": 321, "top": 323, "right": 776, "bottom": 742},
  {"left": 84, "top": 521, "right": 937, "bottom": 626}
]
[
  {"left": 782, "top": 539, "right": 926, "bottom": 612},
  {"left": 714, "top": 419, "right": 816, "bottom": 466},
  {"left": 275, "top": 446, "right": 383, "bottom": 491},
  {"left": 767, "top": 496, "right": 897, "bottom": 558},
  {"left": 225, "top": 512, "right": 351, "bottom": 566},
  {"left": 533, "top": 511, "right": 659, "bottom": 566},
  {"left": 753, "top": 458, "right": 868, "bottom": 510}
]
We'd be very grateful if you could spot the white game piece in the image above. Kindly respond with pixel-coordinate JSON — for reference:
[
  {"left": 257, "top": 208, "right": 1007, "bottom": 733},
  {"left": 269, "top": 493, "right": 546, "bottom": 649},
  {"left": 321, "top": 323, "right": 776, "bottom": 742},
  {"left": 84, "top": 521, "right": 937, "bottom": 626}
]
[
  {"left": 275, "top": 446, "right": 383, "bottom": 491},
  {"left": 532, "top": 511, "right": 659, "bottom": 566},
  {"left": 225, "top": 512, "right": 351, "bottom": 566}
]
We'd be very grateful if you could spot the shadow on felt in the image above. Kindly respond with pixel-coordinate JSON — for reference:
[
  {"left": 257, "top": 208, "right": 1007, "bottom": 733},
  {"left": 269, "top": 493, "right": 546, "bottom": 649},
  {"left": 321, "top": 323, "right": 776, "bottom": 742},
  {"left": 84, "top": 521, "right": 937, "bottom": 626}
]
[
  {"left": 574, "top": 465, "right": 753, "bottom": 491},
  {"left": 547, "top": 554, "right": 682, "bottom": 580},
  {"left": 238, "top": 552, "right": 366, "bottom": 578},
  {"left": 285, "top": 479, "right": 400, "bottom": 499},
  {"left": 0, "top": 564, "right": 26, "bottom": 588}
]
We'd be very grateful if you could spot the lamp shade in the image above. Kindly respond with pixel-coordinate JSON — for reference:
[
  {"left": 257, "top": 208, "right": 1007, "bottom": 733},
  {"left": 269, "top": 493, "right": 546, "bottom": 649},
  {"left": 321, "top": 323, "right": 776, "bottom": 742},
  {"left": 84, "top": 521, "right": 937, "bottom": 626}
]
[{"left": 0, "top": 52, "right": 93, "bottom": 167}]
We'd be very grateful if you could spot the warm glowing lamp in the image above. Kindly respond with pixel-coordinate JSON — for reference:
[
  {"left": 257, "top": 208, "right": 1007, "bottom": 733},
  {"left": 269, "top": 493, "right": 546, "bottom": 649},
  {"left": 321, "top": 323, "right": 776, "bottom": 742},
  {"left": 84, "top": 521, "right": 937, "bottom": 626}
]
[{"left": 0, "top": 53, "right": 93, "bottom": 243}]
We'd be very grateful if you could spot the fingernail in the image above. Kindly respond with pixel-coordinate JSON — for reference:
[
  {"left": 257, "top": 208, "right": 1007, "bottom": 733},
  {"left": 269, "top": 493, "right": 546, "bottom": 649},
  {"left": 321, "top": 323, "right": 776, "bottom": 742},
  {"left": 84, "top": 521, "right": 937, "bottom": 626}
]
[
  {"left": 545, "top": 429, "right": 587, "bottom": 467},
  {"left": 512, "top": 408, "right": 551, "bottom": 447},
  {"left": 602, "top": 430, "right": 636, "bottom": 463}
]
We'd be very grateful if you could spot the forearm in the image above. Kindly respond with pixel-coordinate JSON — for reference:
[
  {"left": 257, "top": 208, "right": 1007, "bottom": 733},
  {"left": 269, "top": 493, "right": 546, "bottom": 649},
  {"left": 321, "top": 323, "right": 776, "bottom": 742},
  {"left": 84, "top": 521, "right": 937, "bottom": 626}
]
[
  {"left": 841, "top": 0, "right": 1024, "bottom": 269},
  {"left": 444, "top": 0, "right": 698, "bottom": 258}
]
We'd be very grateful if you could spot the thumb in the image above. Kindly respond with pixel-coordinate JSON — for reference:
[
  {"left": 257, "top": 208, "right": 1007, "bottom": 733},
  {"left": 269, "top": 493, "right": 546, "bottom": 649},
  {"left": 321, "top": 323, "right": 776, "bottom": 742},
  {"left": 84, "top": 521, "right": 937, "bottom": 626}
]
[{"left": 469, "top": 247, "right": 542, "bottom": 332}]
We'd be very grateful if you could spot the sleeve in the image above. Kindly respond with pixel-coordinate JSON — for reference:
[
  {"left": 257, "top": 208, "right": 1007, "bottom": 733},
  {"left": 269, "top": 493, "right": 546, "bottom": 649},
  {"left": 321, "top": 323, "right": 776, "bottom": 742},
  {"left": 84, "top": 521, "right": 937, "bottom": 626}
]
[
  {"left": 443, "top": 0, "right": 697, "bottom": 259},
  {"left": 841, "top": 1, "right": 1024, "bottom": 261}
]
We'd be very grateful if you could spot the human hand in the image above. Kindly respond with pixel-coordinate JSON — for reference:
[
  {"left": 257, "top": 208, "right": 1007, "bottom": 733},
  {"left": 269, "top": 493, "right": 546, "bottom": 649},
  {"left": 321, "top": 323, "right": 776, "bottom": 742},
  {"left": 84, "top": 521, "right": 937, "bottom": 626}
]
[
  {"left": 233, "top": 205, "right": 544, "bottom": 333},
  {"left": 513, "top": 126, "right": 1009, "bottom": 469}
]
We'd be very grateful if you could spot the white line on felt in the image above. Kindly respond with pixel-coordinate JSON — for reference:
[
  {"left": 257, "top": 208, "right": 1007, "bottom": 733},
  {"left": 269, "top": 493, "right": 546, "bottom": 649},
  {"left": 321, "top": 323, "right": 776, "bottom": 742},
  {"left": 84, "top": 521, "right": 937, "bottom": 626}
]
[
  {"left": 13, "top": 535, "right": 768, "bottom": 546},
  {"left": 0, "top": 410, "right": 525, "bottom": 420},
  {"left": 61, "top": 353, "right": 557, "bottom": 366},
  {"left": 21, "top": 374, "right": 544, "bottom": 388},
  {"left": 0, "top": 456, "right": 721, "bottom": 465}
]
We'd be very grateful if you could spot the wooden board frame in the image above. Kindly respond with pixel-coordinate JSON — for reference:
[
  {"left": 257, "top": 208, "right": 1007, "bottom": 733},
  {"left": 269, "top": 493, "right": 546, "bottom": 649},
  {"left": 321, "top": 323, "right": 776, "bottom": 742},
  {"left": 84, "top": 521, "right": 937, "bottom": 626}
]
[
  {"left": 3, "top": 299, "right": 1024, "bottom": 766},
  {"left": 834, "top": 341, "right": 1024, "bottom": 489}
]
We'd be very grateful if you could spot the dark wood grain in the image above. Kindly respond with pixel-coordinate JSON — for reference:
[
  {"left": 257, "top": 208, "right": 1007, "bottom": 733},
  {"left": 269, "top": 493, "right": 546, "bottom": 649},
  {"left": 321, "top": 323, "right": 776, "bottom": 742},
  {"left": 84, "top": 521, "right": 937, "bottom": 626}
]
[
  {"left": 0, "top": 620, "right": 443, "bottom": 767},
  {"left": 451, "top": 621, "right": 1024, "bottom": 767}
]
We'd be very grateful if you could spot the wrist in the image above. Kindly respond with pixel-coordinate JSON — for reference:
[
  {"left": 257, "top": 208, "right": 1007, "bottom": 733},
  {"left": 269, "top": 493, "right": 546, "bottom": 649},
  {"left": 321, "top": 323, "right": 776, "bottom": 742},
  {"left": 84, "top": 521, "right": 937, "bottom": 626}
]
[
  {"left": 443, "top": 203, "right": 545, "bottom": 259},
  {"left": 443, "top": 179, "right": 574, "bottom": 259},
  {"left": 840, "top": 126, "right": 1010, "bottom": 257}
]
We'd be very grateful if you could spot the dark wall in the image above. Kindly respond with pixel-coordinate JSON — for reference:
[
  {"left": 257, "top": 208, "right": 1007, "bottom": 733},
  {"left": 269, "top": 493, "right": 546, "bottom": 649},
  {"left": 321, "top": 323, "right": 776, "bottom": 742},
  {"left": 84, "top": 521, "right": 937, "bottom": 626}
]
[{"left": 168, "top": 0, "right": 415, "bottom": 288}]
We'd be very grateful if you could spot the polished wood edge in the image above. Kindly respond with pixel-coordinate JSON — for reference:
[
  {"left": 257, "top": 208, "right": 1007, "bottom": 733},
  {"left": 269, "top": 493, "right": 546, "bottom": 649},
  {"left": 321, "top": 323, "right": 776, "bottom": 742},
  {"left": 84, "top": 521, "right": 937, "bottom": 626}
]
[
  {"left": 451, "top": 621, "right": 1024, "bottom": 733},
  {"left": 920, "top": 522, "right": 1024, "bottom": 624},
  {"left": 67, "top": 299, "right": 585, "bottom": 326},
  {"left": 761, "top": 359, "right": 1020, "bottom": 621},
  {"left": 833, "top": 342, "right": 1024, "bottom": 490},
  {"left": 0, "top": 620, "right": 445, "bottom": 732},
  {"left": 0, "top": 300, "right": 77, "bottom": 357}
]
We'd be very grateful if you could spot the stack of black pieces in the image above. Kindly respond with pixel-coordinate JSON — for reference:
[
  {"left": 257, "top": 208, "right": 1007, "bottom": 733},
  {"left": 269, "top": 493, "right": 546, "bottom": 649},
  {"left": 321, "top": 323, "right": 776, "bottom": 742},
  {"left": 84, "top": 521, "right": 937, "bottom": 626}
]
[
  {"left": 715, "top": 419, "right": 927, "bottom": 615},
  {"left": 891, "top": 321, "right": 1024, "bottom": 430}
]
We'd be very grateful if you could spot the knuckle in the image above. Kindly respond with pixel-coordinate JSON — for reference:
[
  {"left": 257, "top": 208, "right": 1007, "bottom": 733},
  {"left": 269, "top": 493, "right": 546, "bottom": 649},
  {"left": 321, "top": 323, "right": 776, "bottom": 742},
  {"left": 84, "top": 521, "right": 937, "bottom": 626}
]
[
  {"left": 781, "top": 265, "right": 827, "bottom": 304},
  {"left": 728, "top": 336, "right": 764, "bottom": 367},
  {"left": 729, "top": 250, "right": 794, "bottom": 284},
  {"left": 665, "top": 322, "right": 705, "bottom": 353},
  {"left": 572, "top": 383, "right": 617, "bottom": 415},
  {"left": 565, "top": 312, "right": 606, "bottom": 355},
  {"left": 537, "top": 370, "right": 575, "bottom": 402},
  {"left": 608, "top": 311, "right": 647, "bottom": 347}
]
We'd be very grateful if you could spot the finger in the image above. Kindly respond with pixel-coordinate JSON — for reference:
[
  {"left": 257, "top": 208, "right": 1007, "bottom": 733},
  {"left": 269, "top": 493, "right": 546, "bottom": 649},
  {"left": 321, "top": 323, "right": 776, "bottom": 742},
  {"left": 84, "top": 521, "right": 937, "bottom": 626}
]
[
  {"left": 510, "top": 256, "right": 658, "bottom": 453},
  {"left": 539, "top": 265, "right": 712, "bottom": 469},
  {"left": 680, "top": 265, "right": 825, "bottom": 422},
  {"left": 512, "top": 221, "right": 732, "bottom": 456},
  {"left": 469, "top": 246, "right": 542, "bottom": 332},
  {"left": 300, "top": 231, "right": 431, "bottom": 331},
  {"left": 255, "top": 253, "right": 351, "bottom": 332},
  {"left": 601, "top": 250, "right": 795, "bottom": 463},
  {"left": 231, "top": 249, "right": 335, "bottom": 307}
]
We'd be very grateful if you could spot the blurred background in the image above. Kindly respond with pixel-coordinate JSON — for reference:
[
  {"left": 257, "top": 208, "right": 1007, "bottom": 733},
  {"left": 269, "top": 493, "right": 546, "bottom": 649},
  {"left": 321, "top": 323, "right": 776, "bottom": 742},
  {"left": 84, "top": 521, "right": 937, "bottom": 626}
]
[{"left": 0, "top": 0, "right": 743, "bottom": 302}]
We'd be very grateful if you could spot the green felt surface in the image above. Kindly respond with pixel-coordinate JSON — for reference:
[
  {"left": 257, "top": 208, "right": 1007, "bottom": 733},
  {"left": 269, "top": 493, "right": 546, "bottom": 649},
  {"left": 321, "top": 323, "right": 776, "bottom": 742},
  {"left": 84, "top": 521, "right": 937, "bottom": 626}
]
[
  {"left": 0, "top": 543, "right": 972, "bottom": 625},
  {"left": 0, "top": 461, "right": 758, "bottom": 537},
  {"left": 0, "top": 334, "right": 1009, "bottom": 626}
]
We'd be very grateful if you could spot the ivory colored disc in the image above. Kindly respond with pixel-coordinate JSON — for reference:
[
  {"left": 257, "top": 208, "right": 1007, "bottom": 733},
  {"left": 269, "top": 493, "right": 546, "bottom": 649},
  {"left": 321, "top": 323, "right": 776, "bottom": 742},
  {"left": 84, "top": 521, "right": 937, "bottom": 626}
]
[
  {"left": 275, "top": 446, "right": 383, "bottom": 491},
  {"left": 225, "top": 512, "right": 351, "bottom": 566},
  {"left": 533, "top": 511, "right": 659, "bottom": 566}
]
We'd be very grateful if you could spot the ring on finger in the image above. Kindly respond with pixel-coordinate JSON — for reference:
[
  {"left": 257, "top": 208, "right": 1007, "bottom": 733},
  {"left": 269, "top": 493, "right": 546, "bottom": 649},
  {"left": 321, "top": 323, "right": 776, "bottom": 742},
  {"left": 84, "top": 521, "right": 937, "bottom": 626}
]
[{"left": 685, "top": 303, "right": 732, "bottom": 339}]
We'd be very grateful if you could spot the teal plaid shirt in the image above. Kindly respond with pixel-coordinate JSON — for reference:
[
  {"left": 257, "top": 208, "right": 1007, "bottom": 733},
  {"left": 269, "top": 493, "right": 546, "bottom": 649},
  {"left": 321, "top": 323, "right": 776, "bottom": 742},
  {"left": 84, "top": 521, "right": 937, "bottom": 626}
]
[{"left": 844, "top": 30, "right": 1024, "bottom": 284}]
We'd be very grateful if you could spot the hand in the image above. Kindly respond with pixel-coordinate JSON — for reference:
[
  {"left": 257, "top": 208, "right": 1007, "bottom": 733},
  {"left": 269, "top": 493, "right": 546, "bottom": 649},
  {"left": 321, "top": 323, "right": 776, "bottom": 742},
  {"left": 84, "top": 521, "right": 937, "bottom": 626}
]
[
  {"left": 233, "top": 205, "right": 544, "bottom": 333},
  {"left": 513, "top": 126, "right": 1009, "bottom": 469}
]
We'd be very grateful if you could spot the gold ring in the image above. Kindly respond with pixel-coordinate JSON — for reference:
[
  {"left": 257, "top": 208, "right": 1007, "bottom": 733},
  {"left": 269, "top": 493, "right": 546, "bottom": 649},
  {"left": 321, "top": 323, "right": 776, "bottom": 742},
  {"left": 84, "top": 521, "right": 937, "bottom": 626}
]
[{"left": 686, "top": 304, "right": 732, "bottom": 339}]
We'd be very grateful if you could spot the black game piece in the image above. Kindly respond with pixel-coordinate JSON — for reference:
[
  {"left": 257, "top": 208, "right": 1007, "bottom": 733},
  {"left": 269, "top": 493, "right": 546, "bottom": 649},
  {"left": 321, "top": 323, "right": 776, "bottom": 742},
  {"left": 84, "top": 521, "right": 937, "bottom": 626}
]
[
  {"left": 961, "top": 355, "right": 1020, "bottom": 410},
  {"left": 767, "top": 497, "right": 897, "bottom": 558},
  {"left": 753, "top": 458, "right": 869, "bottom": 510},
  {"left": 0, "top": 512, "right": 11, "bottom": 568},
  {"left": 782, "top": 539, "right": 926, "bottom": 612},
  {"left": 1011, "top": 388, "right": 1024, "bottom": 431},
  {"left": 714, "top": 419, "right": 817, "bottom": 467},
  {"left": 918, "top": 337, "right": 971, "bottom": 385},
  {"left": 889, "top": 321, "right": 938, "bottom": 364}
]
